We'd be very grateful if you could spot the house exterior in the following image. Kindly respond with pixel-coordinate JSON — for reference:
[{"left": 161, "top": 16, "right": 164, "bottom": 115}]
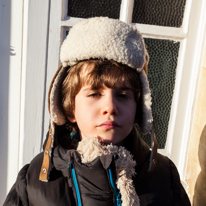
[
  {"left": 0, "top": 1, "right": 206, "bottom": 205},
  {"left": 186, "top": 46, "right": 206, "bottom": 205}
]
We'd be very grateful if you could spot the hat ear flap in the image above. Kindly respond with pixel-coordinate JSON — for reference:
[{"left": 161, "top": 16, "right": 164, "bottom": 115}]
[
  {"left": 49, "top": 65, "right": 69, "bottom": 125},
  {"left": 148, "top": 128, "right": 158, "bottom": 172},
  {"left": 135, "top": 58, "right": 149, "bottom": 127},
  {"left": 137, "top": 69, "right": 152, "bottom": 134}
]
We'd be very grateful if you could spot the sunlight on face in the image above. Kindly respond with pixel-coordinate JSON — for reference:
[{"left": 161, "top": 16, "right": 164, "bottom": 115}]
[{"left": 67, "top": 83, "right": 136, "bottom": 144}]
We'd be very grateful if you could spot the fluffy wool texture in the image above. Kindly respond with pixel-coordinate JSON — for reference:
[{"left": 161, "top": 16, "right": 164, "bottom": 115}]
[
  {"left": 49, "top": 67, "right": 68, "bottom": 125},
  {"left": 77, "top": 137, "right": 140, "bottom": 206},
  {"left": 60, "top": 17, "right": 147, "bottom": 70},
  {"left": 138, "top": 70, "right": 153, "bottom": 133}
]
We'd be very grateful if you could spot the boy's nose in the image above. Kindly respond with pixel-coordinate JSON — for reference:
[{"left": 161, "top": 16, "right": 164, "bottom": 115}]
[{"left": 101, "top": 95, "right": 118, "bottom": 116}]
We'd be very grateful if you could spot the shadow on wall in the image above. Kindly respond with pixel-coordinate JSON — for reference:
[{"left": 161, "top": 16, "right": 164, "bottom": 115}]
[
  {"left": 193, "top": 125, "right": 206, "bottom": 206},
  {"left": 0, "top": 0, "right": 11, "bottom": 205}
]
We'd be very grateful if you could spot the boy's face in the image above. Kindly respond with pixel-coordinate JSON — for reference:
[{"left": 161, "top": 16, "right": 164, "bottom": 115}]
[{"left": 67, "top": 82, "right": 136, "bottom": 145}]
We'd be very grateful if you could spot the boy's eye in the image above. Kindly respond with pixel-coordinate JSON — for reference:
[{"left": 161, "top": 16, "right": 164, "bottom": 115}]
[
  {"left": 87, "top": 92, "right": 101, "bottom": 98},
  {"left": 117, "top": 93, "right": 131, "bottom": 99}
]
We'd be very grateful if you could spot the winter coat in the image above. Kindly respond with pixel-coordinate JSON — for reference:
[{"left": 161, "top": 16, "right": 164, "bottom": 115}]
[{"left": 3, "top": 126, "right": 191, "bottom": 206}]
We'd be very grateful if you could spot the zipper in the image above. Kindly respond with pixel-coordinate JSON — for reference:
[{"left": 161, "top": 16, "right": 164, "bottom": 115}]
[
  {"left": 68, "top": 163, "right": 82, "bottom": 206},
  {"left": 108, "top": 166, "right": 122, "bottom": 206}
]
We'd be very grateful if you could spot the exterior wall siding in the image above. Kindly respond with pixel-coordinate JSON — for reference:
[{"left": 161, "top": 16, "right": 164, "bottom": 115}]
[{"left": 186, "top": 42, "right": 206, "bottom": 205}]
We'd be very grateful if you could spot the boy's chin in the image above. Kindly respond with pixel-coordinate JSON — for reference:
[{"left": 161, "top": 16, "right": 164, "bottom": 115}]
[
  {"left": 97, "top": 136, "right": 125, "bottom": 146},
  {"left": 80, "top": 132, "right": 127, "bottom": 145}
]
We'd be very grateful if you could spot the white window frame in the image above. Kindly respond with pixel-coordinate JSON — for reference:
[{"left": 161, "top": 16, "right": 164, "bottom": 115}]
[
  {"left": 18, "top": 0, "right": 206, "bottom": 191},
  {"left": 19, "top": 0, "right": 50, "bottom": 167}
]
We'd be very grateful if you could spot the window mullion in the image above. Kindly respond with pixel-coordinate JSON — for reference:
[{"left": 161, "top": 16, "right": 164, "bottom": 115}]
[
  {"left": 135, "top": 24, "right": 187, "bottom": 41},
  {"left": 61, "top": 17, "right": 83, "bottom": 27},
  {"left": 119, "top": 0, "right": 134, "bottom": 23}
]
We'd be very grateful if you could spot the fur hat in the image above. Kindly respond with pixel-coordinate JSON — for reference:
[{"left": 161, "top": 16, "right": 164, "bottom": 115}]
[{"left": 39, "top": 17, "right": 157, "bottom": 182}]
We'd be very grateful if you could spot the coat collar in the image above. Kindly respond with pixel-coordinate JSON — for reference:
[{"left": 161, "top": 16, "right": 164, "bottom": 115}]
[
  {"left": 123, "top": 126, "right": 152, "bottom": 175},
  {"left": 39, "top": 124, "right": 157, "bottom": 181}
]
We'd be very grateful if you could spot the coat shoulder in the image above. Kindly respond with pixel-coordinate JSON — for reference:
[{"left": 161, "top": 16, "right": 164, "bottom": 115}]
[
  {"left": 3, "top": 164, "right": 30, "bottom": 206},
  {"left": 3, "top": 153, "right": 44, "bottom": 206},
  {"left": 134, "top": 153, "right": 191, "bottom": 206}
]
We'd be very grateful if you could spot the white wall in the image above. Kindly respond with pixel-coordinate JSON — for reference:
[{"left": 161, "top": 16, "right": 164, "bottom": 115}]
[
  {"left": 0, "top": 1, "right": 50, "bottom": 204},
  {"left": 0, "top": 0, "right": 23, "bottom": 204}
]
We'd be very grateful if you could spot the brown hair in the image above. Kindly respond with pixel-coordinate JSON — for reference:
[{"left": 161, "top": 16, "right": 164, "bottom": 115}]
[{"left": 61, "top": 59, "right": 142, "bottom": 129}]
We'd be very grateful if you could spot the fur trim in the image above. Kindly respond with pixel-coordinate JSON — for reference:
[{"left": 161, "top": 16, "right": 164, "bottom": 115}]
[
  {"left": 77, "top": 137, "right": 140, "bottom": 206},
  {"left": 138, "top": 70, "right": 153, "bottom": 133},
  {"left": 50, "top": 67, "right": 68, "bottom": 125}
]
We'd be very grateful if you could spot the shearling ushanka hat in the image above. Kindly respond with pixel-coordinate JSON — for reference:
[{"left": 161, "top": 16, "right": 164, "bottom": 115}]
[{"left": 39, "top": 17, "right": 157, "bottom": 182}]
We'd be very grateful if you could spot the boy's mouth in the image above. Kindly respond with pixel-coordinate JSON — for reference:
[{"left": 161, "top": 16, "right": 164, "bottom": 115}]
[{"left": 98, "top": 121, "right": 120, "bottom": 129}]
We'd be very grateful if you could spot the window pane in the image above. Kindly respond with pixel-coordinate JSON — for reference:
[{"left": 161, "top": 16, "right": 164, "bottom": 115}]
[
  {"left": 140, "top": 39, "right": 180, "bottom": 148},
  {"left": 67, "top": 0, "right": 121, "bottom": 19},
  {"left": 132, "top": 0, "right": 186, "bottom": 27}
]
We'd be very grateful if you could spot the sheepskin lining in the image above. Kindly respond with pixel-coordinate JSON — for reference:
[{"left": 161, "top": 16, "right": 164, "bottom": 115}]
[{"left": 60, "top": 17, "right": 146, "bottom": 70}]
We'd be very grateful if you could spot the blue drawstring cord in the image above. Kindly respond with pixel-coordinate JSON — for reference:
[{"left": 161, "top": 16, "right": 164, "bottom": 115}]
[
  {"left": 68, "top": 163, "right": 82, "bottom": 206},
  {"left": 108, "top": 166, "right": 122, "bottom": 206}
]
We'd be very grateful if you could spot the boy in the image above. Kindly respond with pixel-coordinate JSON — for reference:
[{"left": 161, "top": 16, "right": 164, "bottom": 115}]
[{"left": 4, "top": 17, "right": 191, "bottom": 206}]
